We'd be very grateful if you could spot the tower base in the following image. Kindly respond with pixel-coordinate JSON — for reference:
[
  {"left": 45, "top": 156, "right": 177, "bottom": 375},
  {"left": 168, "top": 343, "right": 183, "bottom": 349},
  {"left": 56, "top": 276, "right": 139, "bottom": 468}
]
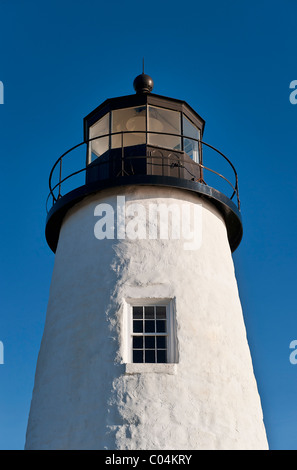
[{"left": 26, "top": 186, "right": 268, "bottom": 450}]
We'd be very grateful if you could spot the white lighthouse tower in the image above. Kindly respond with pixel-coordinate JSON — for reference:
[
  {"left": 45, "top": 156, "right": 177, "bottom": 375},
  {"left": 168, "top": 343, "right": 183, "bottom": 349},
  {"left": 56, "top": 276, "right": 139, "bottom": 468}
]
[{"left": 25, "top": 74, "right": 268, "bottom": 450}]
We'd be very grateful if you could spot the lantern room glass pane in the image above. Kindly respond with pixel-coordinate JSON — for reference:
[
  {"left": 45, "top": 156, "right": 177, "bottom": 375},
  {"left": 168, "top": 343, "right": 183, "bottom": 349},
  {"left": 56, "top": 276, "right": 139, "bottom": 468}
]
[
  {"left": 88, "top": 113, "right": 110, "bottom": 163},
  {"left": 148, "top": 106, "right": 181, "bottom": 151},
  {"left": 111, "top": 106, "right": 146, "bottom": 148},
  {"left": 182, "top": 115, "right": 200, "bottom": 163}
]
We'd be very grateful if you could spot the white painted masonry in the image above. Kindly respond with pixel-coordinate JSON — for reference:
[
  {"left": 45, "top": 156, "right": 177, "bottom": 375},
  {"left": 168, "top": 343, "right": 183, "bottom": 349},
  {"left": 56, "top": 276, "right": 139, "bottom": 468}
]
[{"left": 25, "top": 186, "right": 268, "bottom": 450}]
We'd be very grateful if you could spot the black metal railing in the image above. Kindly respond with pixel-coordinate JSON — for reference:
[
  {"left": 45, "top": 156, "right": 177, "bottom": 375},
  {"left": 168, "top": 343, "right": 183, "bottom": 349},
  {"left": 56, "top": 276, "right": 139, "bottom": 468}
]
[{"left": 46, "top": 131, "right": 240, "bottom": 213}]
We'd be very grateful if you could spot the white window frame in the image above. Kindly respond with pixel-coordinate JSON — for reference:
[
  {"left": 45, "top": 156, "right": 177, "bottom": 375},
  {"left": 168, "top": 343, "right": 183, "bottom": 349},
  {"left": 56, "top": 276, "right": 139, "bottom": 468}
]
[{"left": 124, "top": 298, "right": 178, "bottom": 364}]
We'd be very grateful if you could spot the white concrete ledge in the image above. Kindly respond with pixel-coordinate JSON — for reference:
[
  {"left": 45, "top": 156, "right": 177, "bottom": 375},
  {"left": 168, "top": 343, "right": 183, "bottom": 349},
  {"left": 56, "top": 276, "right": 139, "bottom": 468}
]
[{"left": 125, "top": 363, "right": 177, "bottom": 375}]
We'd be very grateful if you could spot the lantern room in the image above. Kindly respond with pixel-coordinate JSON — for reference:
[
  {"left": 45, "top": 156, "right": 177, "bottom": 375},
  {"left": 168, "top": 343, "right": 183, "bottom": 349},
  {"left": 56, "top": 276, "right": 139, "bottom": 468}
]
[{"left": 84, "top": 74, "right": 205, "bottom": 184}]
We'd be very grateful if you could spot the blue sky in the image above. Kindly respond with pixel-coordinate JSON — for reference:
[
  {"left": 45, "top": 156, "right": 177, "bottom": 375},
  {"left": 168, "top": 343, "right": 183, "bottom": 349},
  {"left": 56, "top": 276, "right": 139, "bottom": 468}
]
[{"left": 0, "top": 0, "right": 296, "bottom": 450}]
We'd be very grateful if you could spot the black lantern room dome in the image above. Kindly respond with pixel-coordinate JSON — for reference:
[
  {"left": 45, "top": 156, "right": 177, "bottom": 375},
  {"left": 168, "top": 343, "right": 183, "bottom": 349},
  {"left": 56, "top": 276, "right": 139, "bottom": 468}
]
[{"left": 45, "top": 74, "right": 242, "bottom": 253}]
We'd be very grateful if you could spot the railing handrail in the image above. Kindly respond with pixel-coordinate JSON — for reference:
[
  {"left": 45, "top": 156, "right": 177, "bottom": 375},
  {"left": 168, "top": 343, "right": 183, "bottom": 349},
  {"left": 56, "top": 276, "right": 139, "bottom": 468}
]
[{"left": 47, "top": 130, "right": 240, "bottom": 213}]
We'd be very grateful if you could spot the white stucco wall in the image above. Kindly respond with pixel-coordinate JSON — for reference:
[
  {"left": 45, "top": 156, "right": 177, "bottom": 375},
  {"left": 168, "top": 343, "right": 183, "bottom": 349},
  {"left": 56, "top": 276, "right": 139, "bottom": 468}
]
[{"left": 25, "top": 186, "right": 268, "bottom": 450}]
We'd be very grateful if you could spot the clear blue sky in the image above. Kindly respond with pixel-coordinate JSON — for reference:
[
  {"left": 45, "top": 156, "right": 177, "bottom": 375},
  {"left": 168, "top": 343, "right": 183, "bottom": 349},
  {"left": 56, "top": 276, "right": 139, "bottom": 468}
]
[{"left": 0, "top": 0, "right": 296, "bottom": 450}]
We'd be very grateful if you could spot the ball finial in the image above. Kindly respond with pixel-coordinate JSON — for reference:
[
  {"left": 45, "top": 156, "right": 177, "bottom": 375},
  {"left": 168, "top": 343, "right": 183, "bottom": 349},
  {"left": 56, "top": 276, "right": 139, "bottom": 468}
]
[{"left": 133, "top": 73, "right": 154, "bottom": 94}]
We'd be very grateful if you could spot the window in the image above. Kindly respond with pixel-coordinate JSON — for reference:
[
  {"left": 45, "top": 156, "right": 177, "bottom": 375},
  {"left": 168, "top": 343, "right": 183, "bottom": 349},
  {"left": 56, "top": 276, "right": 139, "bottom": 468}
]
[
  {"left": 88, "top": 113, "right": 110, "bottom": 163},
  {"left": 127, "top": 300, "right": 177, "bottom": 364},
  {"left": 111, "top": 106, "right": 146, "bottom": 148},
  {"left": 148, "top": 106, "right": 181, "bottom": 151},
  {"left": 182, "top": 115, "right": 200, "bottom": 163}
]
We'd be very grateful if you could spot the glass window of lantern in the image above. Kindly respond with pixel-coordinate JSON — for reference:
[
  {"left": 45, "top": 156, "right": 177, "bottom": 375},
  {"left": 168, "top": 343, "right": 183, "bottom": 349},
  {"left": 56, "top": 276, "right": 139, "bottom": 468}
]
[
  {"left": 88, "top": 113, "right": 110, "bottom": 163},
  {"left": 111, "top": 106, "right": 146, "bottom": 149},
  {"left": 148, "top": 106, "right": 181, "bottom": 151},
  {"left": 182, "top": 115, "right": 200, "bottom": 163}
]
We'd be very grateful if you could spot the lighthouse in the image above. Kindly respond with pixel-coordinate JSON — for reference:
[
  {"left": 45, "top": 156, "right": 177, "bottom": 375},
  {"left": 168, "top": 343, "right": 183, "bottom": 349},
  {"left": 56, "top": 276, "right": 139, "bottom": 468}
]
[{"left": 25, "top": 74, "right": 268, "bottom": 450}]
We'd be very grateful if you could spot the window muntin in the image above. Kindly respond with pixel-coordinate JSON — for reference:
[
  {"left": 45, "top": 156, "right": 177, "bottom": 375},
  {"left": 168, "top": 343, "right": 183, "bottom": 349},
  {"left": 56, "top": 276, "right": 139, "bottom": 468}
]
[
  {"left": 88, "top": 113, "right": 110, "bottom": 163},
  {"left": 183, "top": 115, "right": 200, "bottom": 163},
  {"left": 148, "top": 106, "right": 181, "bottom": 151},
  {"left": 111, "top": 106, "right": 146, "bottom": 149},
  {"left": 131, "top": 304, "right": 173, "bottom": 364}
]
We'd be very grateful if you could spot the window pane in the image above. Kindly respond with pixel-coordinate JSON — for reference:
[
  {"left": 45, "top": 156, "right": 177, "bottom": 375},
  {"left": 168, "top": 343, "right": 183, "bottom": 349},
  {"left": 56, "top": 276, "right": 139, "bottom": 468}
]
[
  {"left": 145, "top": 336, "right": 155, "bottom": 349},
  {"left": 133, "top": 306, "right": 143, "bottom": 319},
  {"left": 145, "top": 350, "right": 155, "bottom": 363},
  {"left": 156, "top": 306, "right": 166, "bottom": 319},
  {"left": 133, "top": 349, "right": 143, "bottom": 363},
  {"left": 89, "top": 113, "right": 110, "bottom": 162},
  {"left": 156, "top": 336, "right": 166, "bottom": 349},
  {"left": 182, "top": 115, "right": 200, "bottom": 163},
  {"left": 133, "top": 336, "right": 143, "bottom": 348},
  {"left": 148, "top": 106, "right": 181, "bottom": 150},
  {"left": 157, "top": 350, "right": 167, "bottom": 363},
  {"left": 156, "top": 320, "right": 166, "bottom": 333},
  {"left": 145, "top": 320, "right": 155, "bottom": 333},
  {"left": 133, "top": 320, "right": 143, "bottom": 333},
  {"left": 111, "top": 106, "right": 146, "bottom": 148},
  {"left": 144, "top": 306, "right": 155, "bottom": 319}
]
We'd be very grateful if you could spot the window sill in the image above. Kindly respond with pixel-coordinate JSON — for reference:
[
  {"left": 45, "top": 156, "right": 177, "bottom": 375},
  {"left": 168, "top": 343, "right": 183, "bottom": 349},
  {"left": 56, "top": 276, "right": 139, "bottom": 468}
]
[{"left": 125, "top": 363, "right": 177, "bottom": 375}]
